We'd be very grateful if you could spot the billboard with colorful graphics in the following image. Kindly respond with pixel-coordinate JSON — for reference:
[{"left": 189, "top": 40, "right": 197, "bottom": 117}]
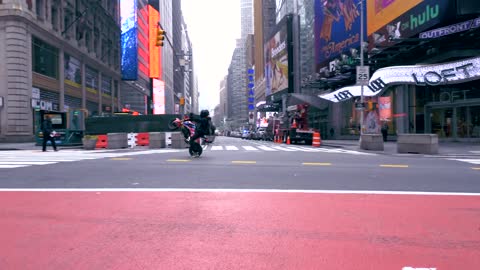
[
  {"left": 148, "top": 5, "right": 161, "bottom": 79},
  {"left": 368, "top": 0, "right": 454, "bottom": 49},
  {"left": 121, "top": 0, "right": 138, "bottom": 80},
  {"left": 314, "top": 0, "right": 366, "bottom": 69},
  {"left": 265, "top": 15, "right": 294, "bottom": 97},
  {"left": 137, "top": 4, "right": 149, "bottom": 78},
  {"left": 153, "top": 79, "right": 165, "bottom": 114}
]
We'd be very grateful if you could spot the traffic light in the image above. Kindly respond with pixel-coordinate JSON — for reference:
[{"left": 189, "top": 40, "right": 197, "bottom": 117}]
[{"left": 156, "top": 27, "right": 166, "bottom": 47}]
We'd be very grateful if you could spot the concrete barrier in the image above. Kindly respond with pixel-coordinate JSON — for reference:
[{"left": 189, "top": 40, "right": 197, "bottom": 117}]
[
  {"left": 107, "top": 133, "right": 128, "bottom": 149},
  {"left": 397, "top": 134, "right": 438, "bottom": 154},
  {"left": 170, "top": 132, "right": 189, "bottom": 149},
  {"left": 149, "top": 132, "right": 166, "bottom": 149},
  {"left": 360, "top": 134, "right": 384, "bottom": 151}
]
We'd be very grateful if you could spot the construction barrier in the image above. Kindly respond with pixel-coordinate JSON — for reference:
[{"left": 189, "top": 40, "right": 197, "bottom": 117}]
[
  {"left": 137, "top": 133, "right": 150, "bottom": 146},
  {"left": 95, "top": 135, "right": 108, "bottom": 149},
  {"left": 127, "top": 133, "right": 138, "bottom": 148},
  {"left": 312, "top": 132, "right": 321, "bottom": 147}
]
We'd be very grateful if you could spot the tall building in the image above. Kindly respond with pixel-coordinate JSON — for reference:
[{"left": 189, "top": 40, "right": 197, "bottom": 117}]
[
  {"left": 253, "top": 0, "right": 276, "bottom": 105},
  {"left": 241, "top": 0, "right": 254, "bottom": 37},
  {"left": 0, "top": 0, "right": 121, "bottom": 142},
  {"left": 159, "top": 0, "right": 175, "bottom": 114}
]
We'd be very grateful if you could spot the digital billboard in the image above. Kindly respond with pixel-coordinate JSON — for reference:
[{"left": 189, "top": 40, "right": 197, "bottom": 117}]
[
  {"left": 148, "top": 5, "right": 161, "bottom": 78},
  {"left": 138, "top": 5, "right": 149, "bottom": 78},
  {"left": 368, "top": 0, "right": 454, "bottom": 49},
  {"left": 265, "top": 23, "right": 288, "bottom": 96},
  {"left": 152, "top": 79, "right": 165, "bottom": 114},
  {"left": 367, "top": 0, "right": 422, "bottom": 36},
  {"left": 121, "top": 0, "right": 138, "bottom": 80},
  {"left": 314, "top": 0, "right": 365, "bottom": 69}
]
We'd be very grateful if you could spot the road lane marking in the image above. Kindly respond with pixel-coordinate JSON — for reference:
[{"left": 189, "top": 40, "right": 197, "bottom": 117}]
[
  {"left": 0, "top": 165, "right": 30, "bottom": 168},
  {"left": 211, "top": 146, "right": 223, "bottom": 150},
  {"left": 257, "top": 145, "right": 277, "bottom": 151},
  {"left": 226, "top": 146, "right": 239, "bottom": 150},
  {"left": 380, "top": 164, "right": 409, "bottom": 168},
  {"left": 231, "top": 161, "right": 257, "bottom": 164},
  {"left": 111, "top": 158, "right": 132, "bottom": 161},
  {"left": 271, "top": 146, "right": 296, "bottom": 151},
  {"left": 242, "top": 146, "right": 259, "bottom": 151},
  {"left": 166, "top": 159, "right": 191, "bottom": 162},
  {"left": 472, "top": 167, "right": 480, "bottom": 170},
  {"left": 0, "top": 161, "right": 57, "bottom": 165},
  {"left": 302, "top": 162, "right": 332, "bottom": 166},
  {"left": 2, "top": 188, "right": 480, "bottom": 196}
]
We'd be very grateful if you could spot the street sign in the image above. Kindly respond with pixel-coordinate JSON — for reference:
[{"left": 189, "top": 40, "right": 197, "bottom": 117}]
[
  {"left": 355, "top": 102, "right": 365, "bottom": 110},
  {"left": 356, "top": 66, "right": 370, "bottom": 85}
]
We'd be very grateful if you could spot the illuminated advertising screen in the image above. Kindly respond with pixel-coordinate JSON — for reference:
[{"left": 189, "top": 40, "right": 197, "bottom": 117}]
[
  {"left": 368, "top": 0, "right": 454, "bottom": 49},
  {"left": 314, "top": 0, "right": 365, "bottom": 68},
  {"left": 152, "top": 79, "right": 165, "bottom": 114},
  {"left": 265, "top": 24, "right": 288, "bottom": 96},
  {"left": 121, "top": 0, "right": 138, "bottom": 80},
  {"left": 148, "top": 5, "right": 161, "bottom": 78},
  {"left": 138, "top": 5, "right": 149, "bottom": 78}
]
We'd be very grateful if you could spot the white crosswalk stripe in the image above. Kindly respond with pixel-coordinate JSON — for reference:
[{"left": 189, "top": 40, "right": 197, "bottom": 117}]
[
  {"left": 201, "top": 145, "right": 375, "bottom": 155},
  {"left": 0, "top": 149, "right": 180, "bottom": 169},
  {"left": 448, "top": 159, "right": 480, "bottom": 165}
]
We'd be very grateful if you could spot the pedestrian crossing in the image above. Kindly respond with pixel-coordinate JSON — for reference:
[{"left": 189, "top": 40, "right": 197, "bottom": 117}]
[
  {"left": 448, "top": 158, "right": 480, "bottom": 166},
  {"left": 0, "top": 149, "right": 180, "bottom": 169},
  {"left": 202, "top": 144, "right": 376, "bottom": 155}
]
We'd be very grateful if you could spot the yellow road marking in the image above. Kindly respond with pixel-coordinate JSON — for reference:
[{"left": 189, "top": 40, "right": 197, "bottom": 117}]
[
  {"left": 167, "top": 159, "right": 191, "bottom": 162},
  {"left": 111, "top": 158, "right": 132, "bottom": 161},
  {"left": 231, "top": 161, "right": 257, "bottom": 164},
  {"left": 380, "top": 164, "right": 409, "bottom": 168},
  {"left": 302, "top": 162, "right": 332, "bottom": 166},
  {"left": 472, "top": 167, "right": 480, "bottom": 170}
]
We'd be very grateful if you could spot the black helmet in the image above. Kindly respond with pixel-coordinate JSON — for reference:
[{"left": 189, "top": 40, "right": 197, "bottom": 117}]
[{"left": 200, "top": 109, "right": 210, "bottom": 118}]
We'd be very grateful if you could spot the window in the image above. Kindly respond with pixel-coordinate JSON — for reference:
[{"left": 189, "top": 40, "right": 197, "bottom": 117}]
[
  {"left": 32, "top": 37, "right": 59, "bottom": 79},
  {"left": 51, "top": 5, "right": 58, "bottom": 30},
  {"left": 36, "top": 0, "right": 44, "bottom": 19}
]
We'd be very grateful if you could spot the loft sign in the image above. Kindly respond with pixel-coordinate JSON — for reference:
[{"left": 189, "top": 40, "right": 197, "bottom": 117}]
[
  {"left": 412, "top": 63, "right": 474, "bottom": 86},
  {"left": 318, "top": 56, "right": 480, "bottom": 103}
]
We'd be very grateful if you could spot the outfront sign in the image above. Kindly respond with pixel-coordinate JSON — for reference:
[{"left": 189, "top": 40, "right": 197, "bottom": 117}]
[{"left": 319, "top": 56, "right": 480, "bottom": 102}]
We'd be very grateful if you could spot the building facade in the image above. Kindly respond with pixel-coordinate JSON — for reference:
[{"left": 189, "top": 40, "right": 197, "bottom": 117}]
[{"left": 0, "top": 0, "right": 121, "bottom": 142}]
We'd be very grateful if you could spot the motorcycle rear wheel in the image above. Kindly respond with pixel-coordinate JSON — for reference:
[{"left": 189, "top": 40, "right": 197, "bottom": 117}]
[{"left": 189, "top": 142, "right": 203, "bottom": 157}]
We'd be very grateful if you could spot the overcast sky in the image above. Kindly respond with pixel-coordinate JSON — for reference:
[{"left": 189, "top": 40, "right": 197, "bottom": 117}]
[{"left": 181, "top": 0, "right": 241, "bottom": 111}]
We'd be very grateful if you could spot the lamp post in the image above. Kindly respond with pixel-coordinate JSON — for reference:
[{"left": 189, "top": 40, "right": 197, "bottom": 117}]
[{"left": 360, "top": 0, "right": 365, "bottom": 135}]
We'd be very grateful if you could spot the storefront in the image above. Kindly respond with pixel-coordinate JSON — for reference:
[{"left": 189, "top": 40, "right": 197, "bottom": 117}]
[{"left": 418, "top": 81, "right": 480, "bottom": 140}]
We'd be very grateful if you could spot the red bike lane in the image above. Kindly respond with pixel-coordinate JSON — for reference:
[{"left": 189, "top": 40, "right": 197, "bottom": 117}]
[{"left": 0, "top": 190, "right": 479, "bottom": 270}]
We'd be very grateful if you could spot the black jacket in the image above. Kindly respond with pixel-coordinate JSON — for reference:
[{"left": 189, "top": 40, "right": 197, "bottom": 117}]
[
  {"left": 189, "top": 113, "right": 210, "bottom": 134},
  {"left": 41, "top": 119, "right": 53, "bottom": 133}
]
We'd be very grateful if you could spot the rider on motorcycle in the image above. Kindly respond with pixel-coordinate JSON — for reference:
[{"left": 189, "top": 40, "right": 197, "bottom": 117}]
[{"left": 187, "top": 110, "right": 211, "bottom": 146}]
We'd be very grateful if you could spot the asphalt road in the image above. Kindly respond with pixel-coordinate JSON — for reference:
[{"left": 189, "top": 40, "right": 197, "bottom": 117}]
[
  {"left": 1, "top": 136, "right": 479, "bottom": 269},
  {"left": 0, "top": 136, "right": 478, "bottom": 192}
]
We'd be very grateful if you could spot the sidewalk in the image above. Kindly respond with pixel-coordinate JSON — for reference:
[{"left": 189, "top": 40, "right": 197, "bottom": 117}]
[
  {"left": 0, "top": 142, "right": 82, "bottom": 151},
  {"left": 321, "top": 139, "right": 480, "bottom": 156}
]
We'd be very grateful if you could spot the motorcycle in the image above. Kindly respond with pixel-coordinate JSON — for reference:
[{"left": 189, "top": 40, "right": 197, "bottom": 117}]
[{"left": 168, "top": 117, "right": 213, "bottom": 157}]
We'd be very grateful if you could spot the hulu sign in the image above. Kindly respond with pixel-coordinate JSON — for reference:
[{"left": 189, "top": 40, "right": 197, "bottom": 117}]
[{"left": 369, "top": 0, "right": 453, "bottom": 47}]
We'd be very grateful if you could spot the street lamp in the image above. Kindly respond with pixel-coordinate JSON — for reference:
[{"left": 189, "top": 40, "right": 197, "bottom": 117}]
[{"left": 359, "top": 0, "right": 367, "bottom": 136}]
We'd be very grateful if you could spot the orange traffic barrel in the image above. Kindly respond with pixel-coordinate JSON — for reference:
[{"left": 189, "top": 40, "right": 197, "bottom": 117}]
[{"left": 312, "top": 132, "right": 321, "bottom": 147}]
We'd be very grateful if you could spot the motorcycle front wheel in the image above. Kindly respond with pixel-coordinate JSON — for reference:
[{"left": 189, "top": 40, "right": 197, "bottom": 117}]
[{"left": 168, "top": 119, "right": 180, "bottom": 130}]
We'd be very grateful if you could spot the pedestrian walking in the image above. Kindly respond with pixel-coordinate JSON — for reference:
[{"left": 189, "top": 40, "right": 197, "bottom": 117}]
[
  {"left": 381, "top": 122, "right": 389, "bottom": 142},
  {"left": 41, "top": 115, "right": 58, "bottom": 152}
]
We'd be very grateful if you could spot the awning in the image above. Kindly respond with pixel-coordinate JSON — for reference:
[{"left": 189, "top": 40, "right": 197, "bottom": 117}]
[{"left": 287, "top": 93, "right": 329, "bottom": 110}]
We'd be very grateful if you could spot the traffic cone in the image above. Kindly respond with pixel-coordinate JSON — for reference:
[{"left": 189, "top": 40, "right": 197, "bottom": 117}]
[{"left": 286, "top": 136, "right": 291, "bottom": 144}]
